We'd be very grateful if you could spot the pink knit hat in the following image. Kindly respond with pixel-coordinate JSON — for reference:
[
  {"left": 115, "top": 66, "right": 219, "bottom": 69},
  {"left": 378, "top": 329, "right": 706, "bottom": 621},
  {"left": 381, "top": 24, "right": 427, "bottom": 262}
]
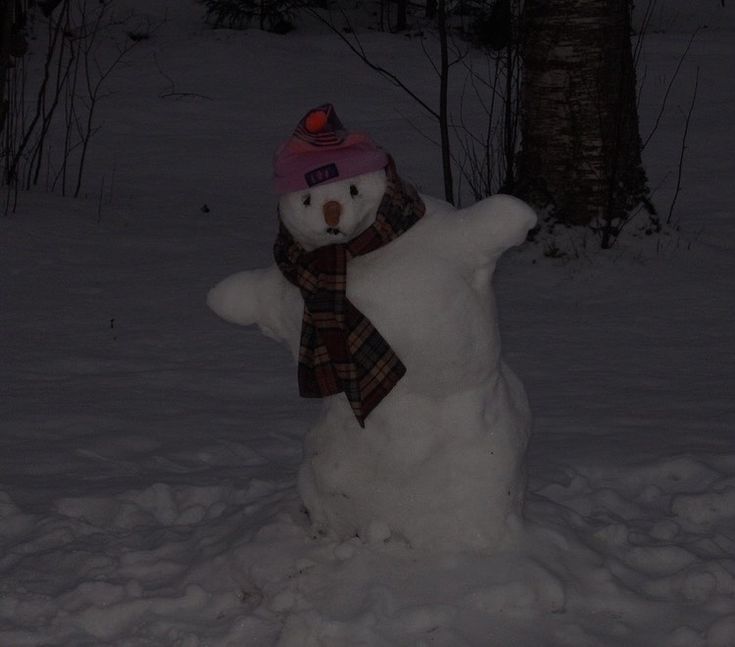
[{"left": 273, "top": 104, "right": 389, "bottom": 194}]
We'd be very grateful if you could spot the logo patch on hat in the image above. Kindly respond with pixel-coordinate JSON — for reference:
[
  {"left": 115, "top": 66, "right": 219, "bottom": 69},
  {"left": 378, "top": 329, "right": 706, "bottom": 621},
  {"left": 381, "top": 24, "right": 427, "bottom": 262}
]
[{"left": 305, "top": 163, "right": 339, "bottom": 187}]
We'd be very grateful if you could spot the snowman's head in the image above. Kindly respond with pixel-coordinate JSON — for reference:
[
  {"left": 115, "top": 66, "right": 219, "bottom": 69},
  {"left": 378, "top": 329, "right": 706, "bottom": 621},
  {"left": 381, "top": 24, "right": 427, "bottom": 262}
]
[
  {"left": 278, "top": 169, "right": 387, "bottom": 251},
  {"left": 273, "top": 104, "right": 390, "bottom": 250}
]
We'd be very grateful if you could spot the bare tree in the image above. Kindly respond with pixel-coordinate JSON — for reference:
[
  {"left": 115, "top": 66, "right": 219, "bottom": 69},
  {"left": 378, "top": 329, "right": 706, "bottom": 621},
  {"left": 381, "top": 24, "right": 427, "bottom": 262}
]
[
  {"left": 1, "top": 0, "right": 29, "bottom": 142},
  {"left": 307, "top": 0, "right": 456, "bottom": 203},
  {"left": 436, "top": 0, "right": 452, "bottom": 201},
  {"left": 3, "top": 0, "right": 151, "bottom": 209}
]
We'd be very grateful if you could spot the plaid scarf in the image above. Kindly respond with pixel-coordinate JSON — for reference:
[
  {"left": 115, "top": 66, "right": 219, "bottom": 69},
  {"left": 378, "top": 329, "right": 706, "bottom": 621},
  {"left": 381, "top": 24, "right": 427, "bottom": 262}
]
[{"left": 274, "top": 163, "right": 425, "bottom": 427}]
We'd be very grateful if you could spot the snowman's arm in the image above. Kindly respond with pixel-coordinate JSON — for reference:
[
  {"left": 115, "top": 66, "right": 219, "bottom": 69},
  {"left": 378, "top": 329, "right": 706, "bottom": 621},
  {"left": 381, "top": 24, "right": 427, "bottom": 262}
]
[
  {"left": 438, "top": 194, "right": 537, "bottom": 265},
  {"left": 207, "top": 265, "right": 303, "bottom": 357}
]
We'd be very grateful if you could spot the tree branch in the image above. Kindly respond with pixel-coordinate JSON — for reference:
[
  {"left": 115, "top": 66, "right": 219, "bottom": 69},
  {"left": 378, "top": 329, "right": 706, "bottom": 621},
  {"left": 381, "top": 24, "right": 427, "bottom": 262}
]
[{"left": 667, "top": 66, "right": 698, "bottom": 225}]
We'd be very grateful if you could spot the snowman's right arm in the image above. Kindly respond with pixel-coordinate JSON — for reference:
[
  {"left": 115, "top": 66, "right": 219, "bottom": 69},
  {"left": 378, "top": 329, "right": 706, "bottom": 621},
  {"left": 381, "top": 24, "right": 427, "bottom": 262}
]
[{"left": 207, "top": 265, "right": 303, "bottom": 358}]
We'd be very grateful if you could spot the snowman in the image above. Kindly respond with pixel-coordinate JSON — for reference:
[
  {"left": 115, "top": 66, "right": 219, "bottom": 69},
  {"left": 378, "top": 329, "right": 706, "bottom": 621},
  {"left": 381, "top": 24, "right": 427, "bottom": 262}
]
[{"left": 208, "top": 104, "right": 536, "bottom": 552}]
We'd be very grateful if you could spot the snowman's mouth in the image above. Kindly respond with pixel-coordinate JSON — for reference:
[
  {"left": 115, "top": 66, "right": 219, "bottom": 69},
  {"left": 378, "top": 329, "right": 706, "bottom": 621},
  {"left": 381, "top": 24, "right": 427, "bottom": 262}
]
[{"left": 326, "top": 227, "right": 342, "bottom": 236}]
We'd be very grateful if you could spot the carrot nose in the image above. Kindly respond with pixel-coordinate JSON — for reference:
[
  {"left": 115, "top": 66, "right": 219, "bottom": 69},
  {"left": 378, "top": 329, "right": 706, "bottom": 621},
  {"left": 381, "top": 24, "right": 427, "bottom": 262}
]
[{"left": 323, "top": 201, "right": 342, "bottom": 227}]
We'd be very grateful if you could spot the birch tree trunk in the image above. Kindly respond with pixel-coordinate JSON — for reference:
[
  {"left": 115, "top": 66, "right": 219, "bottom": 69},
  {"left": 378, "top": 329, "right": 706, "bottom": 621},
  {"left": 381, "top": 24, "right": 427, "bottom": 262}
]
[
  {"left": 519, "top": 0, "right": 651, "bottom": 245},
  {"left": 1, "top": 0, "right": 13, "bottom": 138},
  {"left": 396, "top": 0, "right": 408, "bottom": 31}
]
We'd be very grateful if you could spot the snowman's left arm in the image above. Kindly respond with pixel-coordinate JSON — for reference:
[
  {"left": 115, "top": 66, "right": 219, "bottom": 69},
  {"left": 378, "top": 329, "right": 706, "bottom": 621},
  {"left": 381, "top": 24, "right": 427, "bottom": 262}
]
[{"left": 440, "top": 194, "right": 537, "bottom": 266}]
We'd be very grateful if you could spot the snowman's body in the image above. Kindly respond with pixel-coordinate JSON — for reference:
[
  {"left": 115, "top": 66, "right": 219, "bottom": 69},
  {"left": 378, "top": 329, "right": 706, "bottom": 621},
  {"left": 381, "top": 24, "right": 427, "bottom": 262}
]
[{"left": 208, "top": 170, "right": 536, "bottom": 552}]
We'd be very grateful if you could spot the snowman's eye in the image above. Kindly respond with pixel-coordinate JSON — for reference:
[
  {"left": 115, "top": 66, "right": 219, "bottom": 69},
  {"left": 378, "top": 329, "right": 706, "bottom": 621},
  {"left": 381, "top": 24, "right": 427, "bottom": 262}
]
[
  {"left": 349, "top": 184, "right": 359, "bottom": 197},
  {"left": 302, "top": 194, "right": 311, "bottom": 207}
]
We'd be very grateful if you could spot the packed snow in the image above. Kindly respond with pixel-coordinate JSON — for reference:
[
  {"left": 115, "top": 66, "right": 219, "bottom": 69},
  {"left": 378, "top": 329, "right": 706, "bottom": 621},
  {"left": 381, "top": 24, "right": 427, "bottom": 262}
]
[{"left": 1, "top": 1, "right": 734, "bottom": 645}]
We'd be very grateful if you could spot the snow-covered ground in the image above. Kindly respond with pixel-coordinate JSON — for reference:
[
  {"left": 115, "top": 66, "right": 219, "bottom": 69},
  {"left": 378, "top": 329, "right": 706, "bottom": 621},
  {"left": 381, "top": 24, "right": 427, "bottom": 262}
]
[{"left": 1, "top": 1, "right": 734, "bottom": 645}]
